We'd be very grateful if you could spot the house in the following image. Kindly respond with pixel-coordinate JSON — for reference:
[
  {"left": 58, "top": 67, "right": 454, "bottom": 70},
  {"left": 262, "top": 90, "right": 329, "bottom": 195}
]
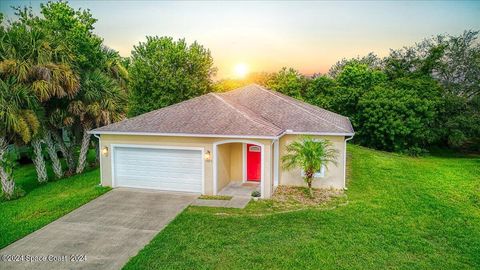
[{"left": 89, "top": 84, "right": 354, "bottom": 198}]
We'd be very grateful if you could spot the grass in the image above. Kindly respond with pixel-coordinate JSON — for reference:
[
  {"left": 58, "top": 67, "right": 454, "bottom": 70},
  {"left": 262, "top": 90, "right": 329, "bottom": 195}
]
[
  {"left": 0, "top": 153, "right": 110, "bottom": 249},
  {"left": 198, "top": 195, "right": 233, "bottom": 200},
  {"left": 124, "top": 145, "right": 480, "bottom": 269}
]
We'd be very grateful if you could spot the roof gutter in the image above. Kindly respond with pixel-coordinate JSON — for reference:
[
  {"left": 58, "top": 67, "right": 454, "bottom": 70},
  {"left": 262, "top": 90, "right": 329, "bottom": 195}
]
[
  {"left": 88, "top": 130, "right": 279, "bottom": 140},
  {"left": 89, "top": 130, "right": 355, "bottom": 139},
  {"left": 277, "top": 130, "right": 355, "bottom": 138}
]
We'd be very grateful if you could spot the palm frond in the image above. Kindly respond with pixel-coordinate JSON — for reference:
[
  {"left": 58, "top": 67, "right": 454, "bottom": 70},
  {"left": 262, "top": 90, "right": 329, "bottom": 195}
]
[{"left": 282, "top": 136, "right": 339, "bottom": 175}]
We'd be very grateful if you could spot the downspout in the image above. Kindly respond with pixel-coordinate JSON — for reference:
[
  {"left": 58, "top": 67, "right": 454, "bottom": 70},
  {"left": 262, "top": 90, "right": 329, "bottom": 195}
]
[
  {"left": 343, "top": 135, "right": 354, "bottom": 190},
  {"left": 271, "top": 138, "right": 279, "bottom": 193},
  {"left": 93, "top": 134, "right": 102, "bottom": 186}
]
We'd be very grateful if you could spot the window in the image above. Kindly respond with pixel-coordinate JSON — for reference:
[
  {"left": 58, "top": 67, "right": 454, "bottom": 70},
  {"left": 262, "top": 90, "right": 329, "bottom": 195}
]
[
  {"left": 301, "top": 165, "right": 326, "bottom": 178},
  {"left": 248, "top": 145, "right": 261, "bottom": 152}
]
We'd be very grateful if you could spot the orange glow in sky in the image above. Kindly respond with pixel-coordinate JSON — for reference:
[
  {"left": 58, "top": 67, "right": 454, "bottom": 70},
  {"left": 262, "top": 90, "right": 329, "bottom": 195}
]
[{"left": 3, "top": 1, "right": 480, "bottom": 79}]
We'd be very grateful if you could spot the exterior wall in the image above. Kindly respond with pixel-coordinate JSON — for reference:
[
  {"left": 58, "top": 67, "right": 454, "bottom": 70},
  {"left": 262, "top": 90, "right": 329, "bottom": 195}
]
[
  {"left": 278, "top": 134, "right": 346, "bottom": 189},
  {"left": 217, "top": 144, "right": 231, "bottom": 191},
  {"left": 99, "top": 135, "right": 216, "bottom": 194},
  {"left": 98, "top": 133, "right": 345, "bottom": 197},
  {"left": 229, "top": 143, "right": 243, "bottom": 182},
  {"left": 98, "top": 135, "right": 274, "bottom": 197}
]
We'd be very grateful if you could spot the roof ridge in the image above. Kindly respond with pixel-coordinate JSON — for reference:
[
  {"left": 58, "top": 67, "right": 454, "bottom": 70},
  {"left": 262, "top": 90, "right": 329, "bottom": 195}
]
[
  {"left": 210, "top": 93, "right": 282, "bottom": 133},
  {"left": 252, "top": 84, "right": 351, "bottom": 133}
]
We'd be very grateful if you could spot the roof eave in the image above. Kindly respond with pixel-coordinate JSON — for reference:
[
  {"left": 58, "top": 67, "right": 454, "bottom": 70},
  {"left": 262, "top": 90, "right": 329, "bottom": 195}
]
[
  {"left": 88, "top": 130, "right": 279, "bottom": 139},
  {"left": 282, "top": 131, "right": 355, "bottom": 137},
  {"left": 88, "top": 130, "right": 355, "bottom": 138}
]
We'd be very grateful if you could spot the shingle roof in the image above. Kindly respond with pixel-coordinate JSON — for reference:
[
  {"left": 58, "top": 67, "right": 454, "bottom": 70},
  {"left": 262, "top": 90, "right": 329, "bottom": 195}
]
[{"left": 91, "top": 84, "right": 354, "bottom": 137}]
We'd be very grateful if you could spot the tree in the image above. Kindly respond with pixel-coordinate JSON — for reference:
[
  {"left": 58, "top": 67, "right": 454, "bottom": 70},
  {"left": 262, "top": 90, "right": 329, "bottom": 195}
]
[
  {"left": 282, "top": 136, "right": 339, "bottom": 196},
  {"left": 383, "top": 30, "right": 480, "bottom": 149},
  {"left": 9, "top": 1, "right": 129, "bottom": 176},
  {"left": 265, "top": 67, "right": 310, "bottom": 99},
  {"left": 35, "top": 1, "right": 104, "bottom": 71},
  {"left": 356, "top": 77, "right": 442, "bottom": 154},
  {"left": 305, "top": 62, "right": 387, "bottom": 127},
  {"left": 128, "top": 36, "right": 216, "bottom": 116},
  {"left": 436, "top": 30, "right": 480, "bottom": 99},
  {"left": 0, "top": 78, "right": 40, "bottom": 199},
  {"left": 437, "top": 94, "right": 480, "bottom": 150},
  {"left": 0, "top": 11, "right": 80, "bottom": 181},
  {"left": 329, "top": 52, "right": 383, "bottom": 78},
  {"left": 69, "top": 70, "right": 127, "bottom": 173}
]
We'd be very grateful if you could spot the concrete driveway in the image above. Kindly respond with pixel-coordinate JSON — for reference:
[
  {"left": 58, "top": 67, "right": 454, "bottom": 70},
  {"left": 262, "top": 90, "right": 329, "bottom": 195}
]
[{"left": 0, "top": 188, "right": 197, "bottom": 270}]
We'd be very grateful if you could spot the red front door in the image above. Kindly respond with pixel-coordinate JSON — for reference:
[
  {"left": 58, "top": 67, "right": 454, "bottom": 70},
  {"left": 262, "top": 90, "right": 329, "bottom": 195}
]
[{"left": 247, "top": 144, "right": 261, "bottom": 181}]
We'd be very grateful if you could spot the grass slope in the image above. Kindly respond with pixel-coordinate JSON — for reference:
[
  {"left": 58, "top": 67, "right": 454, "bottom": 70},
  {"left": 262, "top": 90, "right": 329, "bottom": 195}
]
[
  {"left": 0, "top": 160, "right": 110, "bottom": 249},
  {"left": 124, "top": 145, "right": 480, "bottom": 269}
]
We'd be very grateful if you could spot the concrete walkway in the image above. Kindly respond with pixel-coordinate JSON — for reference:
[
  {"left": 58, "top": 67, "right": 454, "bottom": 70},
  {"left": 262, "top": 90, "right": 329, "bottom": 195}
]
[
  {"left": 191, "top": 196, "right": 251, "bottom": 208},
  {"left": 0, "top": 188, "right": 197, "bottom": 270}
]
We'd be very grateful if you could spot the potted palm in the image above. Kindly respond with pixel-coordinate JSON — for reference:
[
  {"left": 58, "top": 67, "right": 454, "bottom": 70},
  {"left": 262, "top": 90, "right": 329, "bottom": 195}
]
[
  {"left": 281, "top": 136, "right": 339, "bottom": 197},
  {"left": 251, "top": 190, "right": 261, "bottom": 201}
]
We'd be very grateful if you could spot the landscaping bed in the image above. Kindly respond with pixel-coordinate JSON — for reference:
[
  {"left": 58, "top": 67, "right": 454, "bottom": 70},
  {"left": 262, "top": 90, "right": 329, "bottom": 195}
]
[{"left": 271, "top": 185, "right": 344, "bottom": 207}]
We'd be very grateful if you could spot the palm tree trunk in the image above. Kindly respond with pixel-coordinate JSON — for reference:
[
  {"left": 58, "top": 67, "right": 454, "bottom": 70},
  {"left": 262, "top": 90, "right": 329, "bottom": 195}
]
[
  {"left": 44, "top": 131, "right": 63, "bottom": 179},
  {"left": 52, "top": 130, "right": 75, "bottom": 175},
  {"left": 32, "top": 137, "right": 48, "bottom": 183},
  {"left": 76, "top": 126, "right": 91, "bottom": 174},
  {"left": 307, "top": 179, "right": 313, "bottom": 197},
  {"left": 305, "top": 170, "right": 314, "bottom": 197},
  {"left": 0, "top": 137, "right": 15, "bottom": 199}
]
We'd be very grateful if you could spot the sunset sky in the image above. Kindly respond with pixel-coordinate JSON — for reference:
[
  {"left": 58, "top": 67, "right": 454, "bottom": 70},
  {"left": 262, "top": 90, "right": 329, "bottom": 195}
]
[{"left": 2, "top": 1, "right": 479, "bottom": 79}]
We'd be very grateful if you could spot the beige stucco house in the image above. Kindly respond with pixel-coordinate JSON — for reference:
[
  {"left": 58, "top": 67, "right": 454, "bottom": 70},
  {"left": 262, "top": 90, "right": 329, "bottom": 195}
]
[{"left": 89, "top": 84, "right": 354, "bottom": 198}]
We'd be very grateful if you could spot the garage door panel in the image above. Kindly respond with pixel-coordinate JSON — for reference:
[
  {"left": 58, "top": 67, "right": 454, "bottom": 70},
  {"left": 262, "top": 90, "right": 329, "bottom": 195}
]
[
  {"left": 113, "top": 147, "right": 203, "bottom": 193},
  {"left": 115, "top": 173, "right": 202, "bottom": 184},
  {"left": 116, "top": 165, "right": 202, "bottom": 175},
  {"left": 116, "top": 162, "right": 202, "bottom": 170}
]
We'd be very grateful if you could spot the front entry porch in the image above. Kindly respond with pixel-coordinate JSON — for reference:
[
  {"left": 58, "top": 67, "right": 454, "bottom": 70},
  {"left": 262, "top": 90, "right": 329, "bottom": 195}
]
[
  {"left": 218, "top": 182, "right": 260, "bottom": 198},
  {"left": 213, "top": 140, "right": 267, "bottom": 198}
]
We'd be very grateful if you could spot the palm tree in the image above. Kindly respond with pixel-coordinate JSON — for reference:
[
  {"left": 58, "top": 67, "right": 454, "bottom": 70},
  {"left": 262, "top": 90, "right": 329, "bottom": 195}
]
[
  {"left": 69, "top": 70, "right": 127, "bottom": 173},
  {"left": 31, "top": 135, "right": 48, "bottom": 183},
  {"left": 0, "top": 21, "right": 80, "bottom": 182},
  {"left": 0, "top": 78, "right": 40, "bottom": 199},
  {"left": 282, "top": 136, "right": 339, "bottom": 196},
  {"left": 47, "top": 107, "right": 76, "bottom": 175},
  {"left": 102, "top": 46, "right": 129, "bottom": 87}
]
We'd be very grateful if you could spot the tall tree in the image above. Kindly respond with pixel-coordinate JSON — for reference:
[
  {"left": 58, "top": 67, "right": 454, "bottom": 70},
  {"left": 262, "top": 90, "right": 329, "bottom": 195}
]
[
  {"left": 357, "top": 77, "right": 442, "bottom": 154},
  {"left": 69, "top": 70, "right": 127, "bottom": 173},
  {"left": 265, "top": 67, "right": 309, "bottom": 99},
  {"left": 14, "top": 2, "right": 129, "bottom": 175},
  {"left": 384, "top": 30, "right": 480, "bottom": 149},
  {"left": 128, "top": 36, "right": 216, "bottom": 116},
  {"left": 0, "top": 14, "right": 80, "bottom": 181},
  {"left": 0, "top": 78, "right": 40, "bottom": 199}
]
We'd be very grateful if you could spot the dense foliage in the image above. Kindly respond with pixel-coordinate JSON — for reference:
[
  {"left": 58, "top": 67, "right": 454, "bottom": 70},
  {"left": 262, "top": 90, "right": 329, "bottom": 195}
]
[
  {"left": 0, "top": 1, "right": 127, "bottom": 199},
  {"left": 246, "top": 31, "right": 480, "bottom": 154},
  {"left": 128, "top": 37, "right": 216, "bottom": 116}
]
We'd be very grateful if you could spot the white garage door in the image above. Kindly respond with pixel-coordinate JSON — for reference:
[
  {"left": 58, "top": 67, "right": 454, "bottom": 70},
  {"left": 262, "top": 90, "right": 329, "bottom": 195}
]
[{"left": 113, "top": 146, "right": 203, "bottom": 193}]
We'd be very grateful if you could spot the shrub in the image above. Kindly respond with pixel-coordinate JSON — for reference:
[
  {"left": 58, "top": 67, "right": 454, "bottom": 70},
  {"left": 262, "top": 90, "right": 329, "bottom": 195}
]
[{"left": 251, "top": 190, "right": 261, "bottom": 198}]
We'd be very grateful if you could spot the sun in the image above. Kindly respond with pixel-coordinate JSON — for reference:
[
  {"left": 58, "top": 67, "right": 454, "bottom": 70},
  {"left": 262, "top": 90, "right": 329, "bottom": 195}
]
[{"left": 233, "top": 63, "right": 249, "bottom": 78}]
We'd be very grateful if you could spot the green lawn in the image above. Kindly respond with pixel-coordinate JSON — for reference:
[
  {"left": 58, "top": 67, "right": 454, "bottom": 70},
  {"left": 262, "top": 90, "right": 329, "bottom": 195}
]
[
  {"left": 0, "top": 157, "right": 110, "bottom": 249},
  {"left": 124, "top": 145, "right": 480, "bottom": 269}
]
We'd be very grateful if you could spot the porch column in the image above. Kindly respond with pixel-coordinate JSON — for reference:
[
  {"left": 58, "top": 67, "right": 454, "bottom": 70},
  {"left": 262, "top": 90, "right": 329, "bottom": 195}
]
[{"left": 262, "top": 143, "right": 273, "bottom": 198}]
